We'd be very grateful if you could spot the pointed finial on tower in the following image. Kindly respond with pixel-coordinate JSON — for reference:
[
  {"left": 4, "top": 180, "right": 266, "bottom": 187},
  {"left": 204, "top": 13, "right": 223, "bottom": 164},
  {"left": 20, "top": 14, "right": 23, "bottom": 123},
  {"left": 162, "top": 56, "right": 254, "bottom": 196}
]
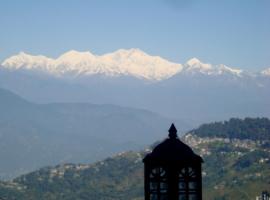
[{"left": 168, "top": 123, "right": 178, "bottom": 139}]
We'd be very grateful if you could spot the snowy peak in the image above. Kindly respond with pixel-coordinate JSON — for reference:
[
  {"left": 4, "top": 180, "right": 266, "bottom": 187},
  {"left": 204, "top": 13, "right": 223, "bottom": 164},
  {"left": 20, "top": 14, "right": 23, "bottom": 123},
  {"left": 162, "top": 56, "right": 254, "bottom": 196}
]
[
  {"left": 2, "top": 52, "right": 53, "bottom": 70},
  {"left": 108, "top": 48, "right": 147, "bottom": 58},
  {"left": 1, "top": 49, "right": 182, "bottom": 80},
  {"left": 261, "top": 68, "right": 270, "bottom": 76},
  {"left": 56, "top": 50, "right": 97, "bottom": 69},
  {"left": 186, "top": 57, "right": 203, "bottom": 66},
  {"left": 57, "top": 50, "right": 95, "bottom": 60},
  {"left": 101, "top": 49, "right": 183, "bottom": 80},
  {"left": 185, "top": 58, "right": 212, "bottom": 74},
  {"left": 217, "top": 64, "right": 243, "bottom": 76},
  {"left": 184, "top": 58, "right": 243, "bottom": 77}
]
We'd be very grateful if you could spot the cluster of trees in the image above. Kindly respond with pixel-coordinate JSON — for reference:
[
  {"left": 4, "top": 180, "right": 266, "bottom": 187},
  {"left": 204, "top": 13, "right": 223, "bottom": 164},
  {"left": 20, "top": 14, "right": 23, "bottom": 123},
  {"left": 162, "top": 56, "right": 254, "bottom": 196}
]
[{"left": 192, "top": 117, "right": 270, "bottom": 140}]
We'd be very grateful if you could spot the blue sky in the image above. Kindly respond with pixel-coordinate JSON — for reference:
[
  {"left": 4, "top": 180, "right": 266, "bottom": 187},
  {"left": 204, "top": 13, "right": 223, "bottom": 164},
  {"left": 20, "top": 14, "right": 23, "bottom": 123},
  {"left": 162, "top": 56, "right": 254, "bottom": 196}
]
[{"left": 0, "top": 0, "right": 269, "bottom": 70}]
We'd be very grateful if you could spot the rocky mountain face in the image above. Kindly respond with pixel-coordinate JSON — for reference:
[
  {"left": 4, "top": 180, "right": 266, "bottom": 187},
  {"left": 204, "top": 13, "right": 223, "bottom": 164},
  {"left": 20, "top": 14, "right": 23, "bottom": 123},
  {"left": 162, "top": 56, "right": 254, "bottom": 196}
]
[{"left": 0, "top": 118, "right": 269, "bottom": 200}]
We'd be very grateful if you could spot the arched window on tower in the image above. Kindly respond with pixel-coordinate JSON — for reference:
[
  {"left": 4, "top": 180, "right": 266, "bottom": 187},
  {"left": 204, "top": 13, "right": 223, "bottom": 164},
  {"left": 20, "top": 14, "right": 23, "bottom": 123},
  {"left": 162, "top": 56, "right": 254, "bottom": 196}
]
[
  {"left": 178, "top": 167, "right": 199, "bottom": 200},
  {"left": 149, "top": 167, "right": 168, "bottom": 200}
]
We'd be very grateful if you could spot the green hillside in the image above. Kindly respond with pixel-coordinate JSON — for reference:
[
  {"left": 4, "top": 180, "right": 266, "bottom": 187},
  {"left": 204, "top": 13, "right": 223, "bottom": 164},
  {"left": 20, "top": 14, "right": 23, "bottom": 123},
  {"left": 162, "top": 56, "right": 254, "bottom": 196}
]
[{"left": 0, "top": 117, "right": 269, "bottom": 200}]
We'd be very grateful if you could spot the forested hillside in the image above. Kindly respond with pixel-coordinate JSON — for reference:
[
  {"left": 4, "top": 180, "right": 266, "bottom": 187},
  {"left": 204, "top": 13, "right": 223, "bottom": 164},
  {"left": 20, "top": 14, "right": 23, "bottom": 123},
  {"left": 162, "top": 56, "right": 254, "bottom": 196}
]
[
  {"left": 0, "top": 118, "right": 269, "bottom": 200},
  {"left": 192, "top": 117, "right": 270, "bottom": 140}
]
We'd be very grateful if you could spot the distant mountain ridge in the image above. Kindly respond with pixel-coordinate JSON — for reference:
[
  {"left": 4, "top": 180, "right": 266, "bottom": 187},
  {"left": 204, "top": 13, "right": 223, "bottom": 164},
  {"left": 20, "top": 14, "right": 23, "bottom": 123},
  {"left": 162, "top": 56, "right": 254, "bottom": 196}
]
[
  {"left": 0, "top": 87, "right": 184, "bottom": 179},
  {"left": 2, "top": 49, "right": 268, "bottom": 80}
]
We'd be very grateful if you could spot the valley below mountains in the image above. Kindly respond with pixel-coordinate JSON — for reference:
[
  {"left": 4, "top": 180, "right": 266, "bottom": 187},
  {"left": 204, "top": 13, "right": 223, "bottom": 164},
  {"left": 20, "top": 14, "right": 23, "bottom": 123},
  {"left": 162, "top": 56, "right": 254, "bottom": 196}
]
[{"left": 0, "top": 88, "right": 180, "bottom": 179}]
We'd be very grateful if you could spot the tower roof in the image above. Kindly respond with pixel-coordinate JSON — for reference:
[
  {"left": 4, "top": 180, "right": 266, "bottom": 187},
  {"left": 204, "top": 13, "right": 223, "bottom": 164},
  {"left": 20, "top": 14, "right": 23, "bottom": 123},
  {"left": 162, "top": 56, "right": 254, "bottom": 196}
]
[
  {"left": 143, "top": 124, "right": 203, "bottom": 163},
  {"left": 168, "top": 123, "right": 177, "bottom": 139}
]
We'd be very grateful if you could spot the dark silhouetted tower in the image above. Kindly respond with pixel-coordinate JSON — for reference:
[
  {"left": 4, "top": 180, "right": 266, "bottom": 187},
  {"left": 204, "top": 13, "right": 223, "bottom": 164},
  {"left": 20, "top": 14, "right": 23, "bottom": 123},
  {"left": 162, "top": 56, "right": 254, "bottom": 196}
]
[{"left": 143, "top": 124, "right": 203, "bottom": 200}]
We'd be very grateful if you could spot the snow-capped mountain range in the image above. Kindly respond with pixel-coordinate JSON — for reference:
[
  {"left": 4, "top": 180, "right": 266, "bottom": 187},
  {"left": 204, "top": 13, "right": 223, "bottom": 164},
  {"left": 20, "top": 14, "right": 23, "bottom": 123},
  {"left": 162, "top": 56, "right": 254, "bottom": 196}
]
[
  {"left": 1, "top": 49, "right": 181, "bottom": 80},
  {"left": 0, "top": 48, "right": 269, "bottom": 125},
  {"left": 2, "top": 49, "right": 268, "bottom": 80}
]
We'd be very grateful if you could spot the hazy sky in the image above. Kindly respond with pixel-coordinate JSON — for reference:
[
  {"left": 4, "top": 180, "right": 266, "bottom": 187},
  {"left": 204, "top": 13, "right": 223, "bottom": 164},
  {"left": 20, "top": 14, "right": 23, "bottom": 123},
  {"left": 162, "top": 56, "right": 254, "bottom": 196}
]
[{"left": 0, "top": 0, "right": 269, "bottom": 70}]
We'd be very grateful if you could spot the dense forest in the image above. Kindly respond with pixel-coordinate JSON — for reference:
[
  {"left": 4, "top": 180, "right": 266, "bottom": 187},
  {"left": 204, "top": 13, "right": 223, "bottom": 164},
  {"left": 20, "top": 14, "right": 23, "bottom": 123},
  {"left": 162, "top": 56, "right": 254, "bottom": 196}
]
[{"left": 191, "top": 117, "right": 270, "bottom": 140}]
